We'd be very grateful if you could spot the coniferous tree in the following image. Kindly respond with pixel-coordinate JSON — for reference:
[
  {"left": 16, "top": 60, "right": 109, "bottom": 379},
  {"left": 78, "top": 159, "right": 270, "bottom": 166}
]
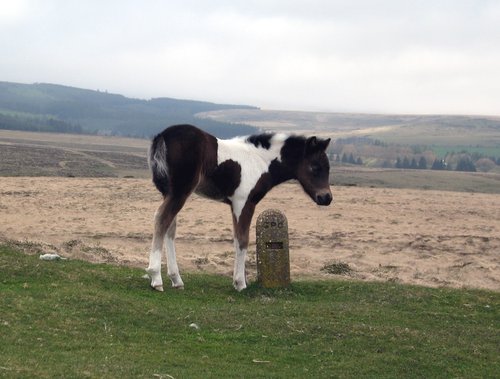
[
  {"left": 431, "top": 159, "right": 446, "bottom": 170},
  {"left": 418, "top": 156, "right": 427, "bottom": 169},
  {"left": 395, "top": 157, "right": 402, "bottom": 168},
  {"left": 402, "top": 156, "right": 410, "bottom": 169},
  {"left": 456, "top": 157, "right": 476, "bottom": 172},
  {"left": 410, "top": 158, "right": 418, "bottom": 169}
]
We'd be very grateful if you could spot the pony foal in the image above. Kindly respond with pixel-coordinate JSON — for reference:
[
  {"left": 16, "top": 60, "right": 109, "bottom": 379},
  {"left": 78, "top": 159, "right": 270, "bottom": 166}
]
[{"left": 146, "top": 124, "right": 332, "bottom": 291}]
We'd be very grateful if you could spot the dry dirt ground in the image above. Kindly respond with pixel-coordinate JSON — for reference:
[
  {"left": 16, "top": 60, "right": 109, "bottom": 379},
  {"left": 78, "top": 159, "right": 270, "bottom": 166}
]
[{"left": 1, "top": 177, "right": 499, "bottom": 291}]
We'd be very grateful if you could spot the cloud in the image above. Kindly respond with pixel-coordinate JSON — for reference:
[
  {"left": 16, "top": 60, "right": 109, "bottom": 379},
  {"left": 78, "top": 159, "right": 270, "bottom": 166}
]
[
  {"left": 0, "top": 0, "right": 30, "bottom": 24},
  {"left": 1, "top": 0, "right": 499, "bottom": 115}
]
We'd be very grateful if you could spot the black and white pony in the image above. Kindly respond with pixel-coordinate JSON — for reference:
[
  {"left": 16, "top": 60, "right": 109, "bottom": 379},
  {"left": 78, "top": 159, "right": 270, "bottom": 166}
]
[{"left": 146, "top": 124, "right": 332, "bottom": 291}]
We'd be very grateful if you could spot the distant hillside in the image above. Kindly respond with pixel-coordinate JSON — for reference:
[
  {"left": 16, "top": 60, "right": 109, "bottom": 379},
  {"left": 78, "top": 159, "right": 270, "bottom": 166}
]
[
  {"left": 0, "top": 81, "right": 258, "bottom": 138},
  {"left": 196, "top": 109, "right": 500, "bottom": 146},
  {"left": 196, "top": 108, "right": 500, "bottom": 173}
]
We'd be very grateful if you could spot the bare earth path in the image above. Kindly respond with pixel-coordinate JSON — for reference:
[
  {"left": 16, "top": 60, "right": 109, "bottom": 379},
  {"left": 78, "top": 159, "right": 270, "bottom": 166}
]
[{"left": 1, "top": 177, "right": 499, "bottom": 291}]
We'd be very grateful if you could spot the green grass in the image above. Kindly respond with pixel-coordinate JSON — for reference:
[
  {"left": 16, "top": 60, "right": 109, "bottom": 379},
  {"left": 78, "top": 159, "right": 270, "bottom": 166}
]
[
  {"left": 1, "top": 244, "right": 499, "bottom": 378},
  {"left": 332, "top": 167, "right": 500, "bottom": 194}
]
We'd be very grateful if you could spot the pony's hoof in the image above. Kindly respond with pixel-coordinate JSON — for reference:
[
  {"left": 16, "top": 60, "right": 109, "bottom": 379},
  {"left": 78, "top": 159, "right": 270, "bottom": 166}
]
[
  {"left": 169, "top": 273, "right": 184, "bottom": 289},
  {"left": 233, "top": 280, "right": 247, "bottom": 292},
  {"left": 152, "top": 285, "right": 164, "bottom": 292}
]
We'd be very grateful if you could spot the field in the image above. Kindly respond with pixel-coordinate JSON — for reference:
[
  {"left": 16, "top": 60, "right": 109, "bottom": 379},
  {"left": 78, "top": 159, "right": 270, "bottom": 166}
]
[
  {"left": 1, "top": 245, "right": 499, "bottom": 378},
  {"left": 333, "top": 167, "right": 500, "bottom": 194},
  {"left": 1, "top": 127, "right": 500, "bottom": 376},
  {"left": 1, "top": 177, "right": 499, "bottom": 292},
  {"left": 1, "top": 129, "right": 500, "bottom": 292},
  {"left": 2, "top": 129, "right": 500, "bottom": 194},
  {"left": 0, "top": 129, "right": 149, "bottom": 178}
]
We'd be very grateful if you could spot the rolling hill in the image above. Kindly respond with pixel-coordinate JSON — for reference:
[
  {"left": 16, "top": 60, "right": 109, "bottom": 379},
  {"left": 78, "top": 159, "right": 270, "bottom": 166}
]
[
  {"left": 196, "top": 108, "right": 500, "bottom": 146},
  {"left": 0, "top": 81, "right": 258, "bottom": 138},
  {"left": 1, "top": 80, "right": 499, "bottom": 180}
]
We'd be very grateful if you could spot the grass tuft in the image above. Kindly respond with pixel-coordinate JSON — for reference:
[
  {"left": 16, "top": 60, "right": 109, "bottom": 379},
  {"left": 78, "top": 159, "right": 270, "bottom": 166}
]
[{"left": 321, "top": 261, "right": 353, "bottom": 275}]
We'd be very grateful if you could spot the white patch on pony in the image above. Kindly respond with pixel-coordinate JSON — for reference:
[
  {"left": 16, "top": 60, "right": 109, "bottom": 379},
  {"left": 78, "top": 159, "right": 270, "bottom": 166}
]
[
  {"left": 217, "top": 134, "right": 287, "bottom": 220},
  {"left": 232, "top": 240, "right": 247, "bottom": 291}
]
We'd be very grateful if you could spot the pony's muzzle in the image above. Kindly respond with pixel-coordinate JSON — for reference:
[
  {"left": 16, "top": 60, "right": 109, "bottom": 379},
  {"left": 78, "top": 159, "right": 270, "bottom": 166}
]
[{"left": 316, "top": 192, "right": 333, "bottom": 206}]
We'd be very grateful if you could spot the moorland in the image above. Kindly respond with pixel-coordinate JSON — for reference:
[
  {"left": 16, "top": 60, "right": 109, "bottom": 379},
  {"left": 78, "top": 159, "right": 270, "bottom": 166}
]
[
  {"left": 1, "top": 83, "right": 499, "bottom": 292},
  {"left": 1, "top": 85, "right": 499, "bottom": 376},
  {"left": 0, "top": 126, "right": 499, "bottom": 292}
]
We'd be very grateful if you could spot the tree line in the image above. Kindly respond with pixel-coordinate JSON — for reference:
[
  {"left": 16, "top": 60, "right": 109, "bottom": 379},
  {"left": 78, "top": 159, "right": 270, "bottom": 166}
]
[
  {"left": 329, "top": 137, "right": 500, "bottom": 172},
  {"left": 333, "top": 153, "right": 363, "bottom": 165},
  {"left": 0, "top": 113, "right": 83, "bottom": 134},
  {"left": 394, "top": 156, "right": 481, "bottom": 172}
]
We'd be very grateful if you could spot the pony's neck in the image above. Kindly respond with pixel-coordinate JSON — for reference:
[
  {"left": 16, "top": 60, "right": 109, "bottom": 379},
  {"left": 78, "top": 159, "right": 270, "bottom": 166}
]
[{"left": 267, "top": 135, "right": 307, "bottom": 186}]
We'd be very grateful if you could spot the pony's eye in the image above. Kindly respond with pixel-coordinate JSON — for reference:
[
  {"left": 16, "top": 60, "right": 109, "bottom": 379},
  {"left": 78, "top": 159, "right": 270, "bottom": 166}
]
[{"left": 310, "top": 164, "right": 320, "bottom": 176}]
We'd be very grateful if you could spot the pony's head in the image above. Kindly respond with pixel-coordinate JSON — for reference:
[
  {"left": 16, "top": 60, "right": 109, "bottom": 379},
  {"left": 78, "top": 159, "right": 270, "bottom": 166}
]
[{"left": 297, "top": 136, "right": 333, "bottom": 206}]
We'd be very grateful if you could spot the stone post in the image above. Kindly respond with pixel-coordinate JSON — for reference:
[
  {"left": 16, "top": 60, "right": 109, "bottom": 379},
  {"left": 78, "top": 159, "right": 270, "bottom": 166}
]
[{"left": 256, "top": 209, "right": 290, "bottom": 288}]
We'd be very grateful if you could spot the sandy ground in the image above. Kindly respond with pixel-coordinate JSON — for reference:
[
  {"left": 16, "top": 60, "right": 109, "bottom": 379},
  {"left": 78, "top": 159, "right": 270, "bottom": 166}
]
[{"left": 1, "top": 177, "right": 499, "bottom": 291}]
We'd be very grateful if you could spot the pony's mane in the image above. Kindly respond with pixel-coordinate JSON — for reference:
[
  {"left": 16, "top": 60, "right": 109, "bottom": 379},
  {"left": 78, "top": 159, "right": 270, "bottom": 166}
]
[
  {"left": 245, "top": 132, "right": 296, "bottom": 150},
  {"left": 245, "top": 133, "right": 275, "bottom": 149}
]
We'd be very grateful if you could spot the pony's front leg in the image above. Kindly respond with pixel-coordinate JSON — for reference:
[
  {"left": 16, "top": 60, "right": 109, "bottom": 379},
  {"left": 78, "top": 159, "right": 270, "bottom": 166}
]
[
  {"left": 231, "top": 202, "right": 255, "bottom": 291},
  {"left": 232, "top": 239, "right": 248, "bottom": 291}
]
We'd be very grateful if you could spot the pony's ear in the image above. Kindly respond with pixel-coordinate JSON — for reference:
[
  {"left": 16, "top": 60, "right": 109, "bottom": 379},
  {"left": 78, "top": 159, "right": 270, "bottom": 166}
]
[
  {"left": 306, "top": 136, "right": 331, "bottom": 154},
  {"left": 306, "top": 136, "right": 317, "bottom": 152},
  {"left": 319, "top": 138, "right": 331, "bottom": 151}
]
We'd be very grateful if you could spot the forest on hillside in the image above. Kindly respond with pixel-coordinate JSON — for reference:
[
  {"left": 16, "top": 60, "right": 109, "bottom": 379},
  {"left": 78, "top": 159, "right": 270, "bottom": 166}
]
[{"left": 0, "top": 81, "right": 257, "bottom": 138}]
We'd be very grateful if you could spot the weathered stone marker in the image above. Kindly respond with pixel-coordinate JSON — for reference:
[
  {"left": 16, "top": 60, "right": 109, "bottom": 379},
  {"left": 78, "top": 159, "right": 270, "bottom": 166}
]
[{"left": 256, "top": 209, "right": 290, "bottom": 288}]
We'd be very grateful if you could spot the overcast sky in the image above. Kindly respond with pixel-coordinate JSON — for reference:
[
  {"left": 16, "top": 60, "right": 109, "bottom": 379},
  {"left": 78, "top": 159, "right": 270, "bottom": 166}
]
[{"left": 1, "top": 0, "right": 499, "bottom": 115}]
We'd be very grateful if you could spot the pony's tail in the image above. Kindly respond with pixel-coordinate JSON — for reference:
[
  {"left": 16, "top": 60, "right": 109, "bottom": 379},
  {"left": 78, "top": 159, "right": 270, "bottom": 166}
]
[{"left": 148, "top": 135, "right": 170, "bottom": 197}]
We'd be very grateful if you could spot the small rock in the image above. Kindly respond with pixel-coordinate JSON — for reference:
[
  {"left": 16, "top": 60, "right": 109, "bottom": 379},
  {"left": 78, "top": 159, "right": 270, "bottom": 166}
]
[
  {"left": 189, "top": 323, "right": 200, "bottom": 330},
  {"left": 39, "top": 253, "right": 66, "bottom": 261}
]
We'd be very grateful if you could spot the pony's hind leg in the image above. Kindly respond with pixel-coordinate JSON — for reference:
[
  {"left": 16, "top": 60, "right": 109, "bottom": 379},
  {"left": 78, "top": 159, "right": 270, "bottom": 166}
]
[
  {"left": 146, "top": 194, "right": 189, "bottom": 291},
  {"left": 146, "top": 199, "right": 171, "bottom": 291},
  {"left": 164, "top": 216, "right": 184, "bottom": 288}
]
